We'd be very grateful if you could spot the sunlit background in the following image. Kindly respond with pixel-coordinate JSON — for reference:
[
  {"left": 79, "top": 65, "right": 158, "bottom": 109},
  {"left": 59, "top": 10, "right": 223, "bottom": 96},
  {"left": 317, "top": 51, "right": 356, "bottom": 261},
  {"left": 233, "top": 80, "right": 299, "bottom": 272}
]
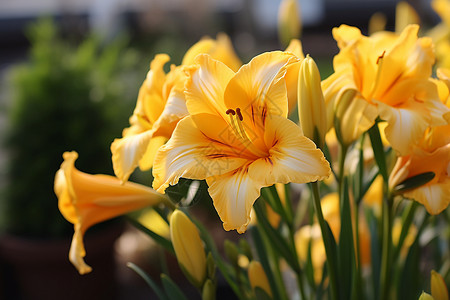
[{"left": 0, "top": 0, "right": 442, "bottom": 299}]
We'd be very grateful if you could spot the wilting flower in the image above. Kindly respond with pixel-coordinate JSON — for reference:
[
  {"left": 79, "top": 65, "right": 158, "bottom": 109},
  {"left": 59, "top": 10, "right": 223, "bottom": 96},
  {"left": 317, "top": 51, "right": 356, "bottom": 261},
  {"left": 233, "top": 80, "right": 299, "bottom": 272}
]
[
  {"left": 248, "top": 261, "right": 272, "bottom": 297},
  {"left": 389, "top": 123, "right": 450, "bottom": 214},
  {"left": 322, "top": 24, "right": 449, "bottom": 152},
  {"left": 54, "top": 151, "right": 164, "bottom": 274},
  {"left": 153, "top": 52, "right": 330, "bottom": 233},
  {"left": 170, "top": 210, "right": 207, "bottom": 288},
  {"left": 111, "top": 34, "right": 241, "bottom": 183}
]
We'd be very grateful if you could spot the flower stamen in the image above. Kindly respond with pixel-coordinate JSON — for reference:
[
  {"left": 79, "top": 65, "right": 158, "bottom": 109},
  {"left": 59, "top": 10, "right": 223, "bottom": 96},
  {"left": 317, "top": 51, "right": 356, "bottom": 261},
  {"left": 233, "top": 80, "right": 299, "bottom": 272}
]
[{"left": 226, "top": 108, "right": 267, "bottom": 157}]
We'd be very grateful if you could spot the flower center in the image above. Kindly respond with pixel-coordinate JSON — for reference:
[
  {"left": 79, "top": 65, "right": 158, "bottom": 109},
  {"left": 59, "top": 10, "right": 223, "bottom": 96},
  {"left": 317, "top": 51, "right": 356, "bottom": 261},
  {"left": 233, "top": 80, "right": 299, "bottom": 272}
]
[{"left": 226, "top": 108, "right": 267, "bottom": 157}]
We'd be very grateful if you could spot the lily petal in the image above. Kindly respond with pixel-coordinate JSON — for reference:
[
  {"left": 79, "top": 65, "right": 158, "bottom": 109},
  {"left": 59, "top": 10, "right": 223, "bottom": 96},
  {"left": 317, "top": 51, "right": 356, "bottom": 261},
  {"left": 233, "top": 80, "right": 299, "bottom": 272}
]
[
  {"left": 249, "top": 115, "right": 331, "bottom": 185},
  {"left": 111, "top": 130, "right": 154, "bottom": 183},
  {"left": 207, "top": 166, "right": 263, "bottom": 233},
  {"left": 152, "top": 116, "right": 248, "bottom": 193},
  {"left": 405, "top": 180, "right": 450, "bottom": 214}
]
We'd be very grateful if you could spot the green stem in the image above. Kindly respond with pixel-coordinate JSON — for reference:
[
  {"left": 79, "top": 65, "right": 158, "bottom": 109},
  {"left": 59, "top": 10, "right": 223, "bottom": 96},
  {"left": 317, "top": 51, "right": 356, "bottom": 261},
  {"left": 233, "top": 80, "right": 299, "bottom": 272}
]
[
  {"left": 338, "top": 144, "right": 349, "bottom": 197},
  {"left": 392, "top": 200, "right": 418, "bottom": 262},
  {"left": 310, "top": 181, "right": 339, "bottom": 300},
  {"left": 161, "top": 196, "right": 177, "bottom": 211},
  {"left": 380, "top": 195, "right": 394, "bottom": 300}
]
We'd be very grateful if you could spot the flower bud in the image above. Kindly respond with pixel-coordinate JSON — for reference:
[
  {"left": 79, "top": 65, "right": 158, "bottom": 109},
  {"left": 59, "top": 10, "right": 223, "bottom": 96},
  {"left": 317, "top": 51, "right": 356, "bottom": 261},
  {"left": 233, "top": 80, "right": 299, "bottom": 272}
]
[
  {"left": 298, "top": 55, "right": 327, "bottom": 148},
  {"left": 202, "top": 279, "right": 216, "bottom": 300},
  {"left": 278, "top": 0, "right": 302, "bottom": 47},
  {"left": 419, "top": 292, "right": 435, "bottom": 300},
  {"left": 396, "top": 1, "right": 420, "bottom": 34},
  {"left": 248, "top": 261, "right": 272, "bottom": 297},
  {"left": 170, "top": 210, "right": 206, "bottom": 288},
  {"left": 431, "top": 270, "right": 449, "bottom": 300}
]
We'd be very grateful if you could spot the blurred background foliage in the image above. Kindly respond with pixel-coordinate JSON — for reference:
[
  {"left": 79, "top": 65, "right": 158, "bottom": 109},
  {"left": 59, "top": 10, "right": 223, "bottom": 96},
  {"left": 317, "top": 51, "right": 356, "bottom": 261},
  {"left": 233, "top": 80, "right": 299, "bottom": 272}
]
[{"left": 1, "top": 18, "right": 147, "bottom": 237}]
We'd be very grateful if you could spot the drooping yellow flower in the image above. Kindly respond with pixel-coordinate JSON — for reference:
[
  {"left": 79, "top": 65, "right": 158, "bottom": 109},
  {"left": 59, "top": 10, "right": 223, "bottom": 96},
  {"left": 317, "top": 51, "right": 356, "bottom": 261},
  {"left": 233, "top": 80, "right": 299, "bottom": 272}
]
[
  {"left": 153, "top": 52, "right": 330, "bottom": 233},
  {"left": 389, "top": 123, "right": 450, "bottom": 214},
  {"left": 111, "top": 34, "right": 242, "bottom": 183},
  {"left": 248, "top": 261, "right": 272, "bottom": 297},
  {"left": 54, "top": 151, "right": 164, "bottom": 274},
  {"left": 322, "top": 24, "right": 449, "bottom": 153},
  {"left": 170, "top": 210, "right": 207, "bottom": 288}
]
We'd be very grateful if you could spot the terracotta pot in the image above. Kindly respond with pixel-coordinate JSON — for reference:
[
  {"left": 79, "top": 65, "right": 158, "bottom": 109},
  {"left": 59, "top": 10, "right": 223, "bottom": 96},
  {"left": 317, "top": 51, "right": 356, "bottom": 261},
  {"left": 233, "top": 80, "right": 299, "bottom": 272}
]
[{"left": 0, "top": 223, "right": 123, "bottom": 300}]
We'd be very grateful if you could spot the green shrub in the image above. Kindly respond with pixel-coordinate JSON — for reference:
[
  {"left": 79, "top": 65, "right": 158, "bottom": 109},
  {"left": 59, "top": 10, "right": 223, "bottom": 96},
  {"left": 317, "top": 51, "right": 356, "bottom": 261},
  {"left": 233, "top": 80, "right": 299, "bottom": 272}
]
[{"left": 1, "top": 18, "right": 142, "bottom": 238}]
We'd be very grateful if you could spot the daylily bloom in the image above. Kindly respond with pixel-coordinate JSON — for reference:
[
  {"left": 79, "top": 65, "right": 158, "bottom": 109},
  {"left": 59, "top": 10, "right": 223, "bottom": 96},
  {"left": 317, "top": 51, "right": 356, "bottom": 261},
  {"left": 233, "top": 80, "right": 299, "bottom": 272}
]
[
  {"left": 153, "top": 51, "right": 330, "bottom": 233},
  {"left": 111, "top": 34, "right": 242, "bottom": 183},
  {"left": 389, "top": 123, "right": 450, "bottom": 214},
  {"left": 322, "top": 24, "right": 449, "bottom": 153},
  {"left": 170, "top": 210, "right": 207, "bottom": 288},
  {"left": 111, "top": 54, "right": 188, "bottom": 182},
  {"left": 54, "top": 151, "right": 164, "bottom": 274}
]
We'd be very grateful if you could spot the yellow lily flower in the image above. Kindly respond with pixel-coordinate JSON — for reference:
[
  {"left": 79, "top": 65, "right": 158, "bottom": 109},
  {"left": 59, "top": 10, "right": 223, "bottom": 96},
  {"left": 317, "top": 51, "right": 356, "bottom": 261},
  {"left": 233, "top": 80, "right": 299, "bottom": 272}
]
[
  {"left": 322, "top": 24, "right": 449, "bottom": 153},
  {"left": 111, "top": 34, "right": 242, "bottom": 183},
  {"left": 170, "top": 210, "right": 207, "bottom": 288},
  {"left": 111, "top": 54, "right": 188, "bottom": 182},
  {"left": 389, "top": 123, "right": 450, "bottom": 214},
  {"left": 54, "top": 151, "right": 164, "bottom": 274},
  {"left": 153, "top": 52, "right": 330, "bottom": 233}
]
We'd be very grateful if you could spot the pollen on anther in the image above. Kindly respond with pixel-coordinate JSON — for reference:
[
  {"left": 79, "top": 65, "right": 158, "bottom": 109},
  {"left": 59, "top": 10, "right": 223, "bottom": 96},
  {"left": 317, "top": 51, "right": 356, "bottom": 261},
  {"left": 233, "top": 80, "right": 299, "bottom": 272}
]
[
  {"left": 226, "top": 109, "right": 235, "bottom": 115},
  {"left": 236, "top": 108, "right": 243, "bottom": 121}
]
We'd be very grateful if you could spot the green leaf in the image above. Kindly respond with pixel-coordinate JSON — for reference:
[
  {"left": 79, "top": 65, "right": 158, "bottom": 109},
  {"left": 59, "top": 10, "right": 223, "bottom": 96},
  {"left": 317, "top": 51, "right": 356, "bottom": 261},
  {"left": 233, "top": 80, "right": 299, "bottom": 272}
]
[
  {"left": 393, "top": 172, "right": 435, "bottom": 194},
  {"left": 368, "top": 123, "right": 389, "bottom": 182},
  {"left": 254, "top": 287, "right": 273, "bottom": 300},
  {"left": 366, "top": 208, "right": 381, "bottom": 300},
  {"left": 250, "top": 227, "right": 285, "bottom": 300},
  {"left": 127, "top": 262, "right": 169, "bottom": 300},
  {"left": 253, "top": 199, "right": 298, "bottom": 270},
  {"left": 127, "top": 217, "right": 174, "bottom": 254},
  {"left": 338, "top": 178, "right": 356, "bottom": 300},
  {"left": 161, "top": 274, "right": 189, "bottom": 300}
]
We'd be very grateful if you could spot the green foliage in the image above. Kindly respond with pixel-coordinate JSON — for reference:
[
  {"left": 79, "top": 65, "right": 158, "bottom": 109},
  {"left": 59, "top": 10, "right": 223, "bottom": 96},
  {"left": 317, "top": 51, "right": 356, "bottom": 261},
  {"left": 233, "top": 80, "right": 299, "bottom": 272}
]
[{"left": 1, "top": 18, "right": 142, "bottom": 237}]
